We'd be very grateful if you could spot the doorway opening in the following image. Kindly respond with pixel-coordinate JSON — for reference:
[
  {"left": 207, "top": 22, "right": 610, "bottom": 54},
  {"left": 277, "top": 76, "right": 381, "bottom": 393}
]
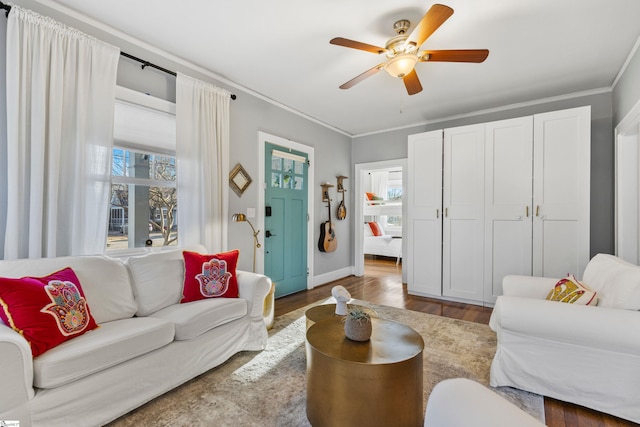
[
  {"left": 615, "top": 98, "right": 640, "bottom": 263},
  {"left": 354, "top": 159, "right": 407, "bottom": 283}
]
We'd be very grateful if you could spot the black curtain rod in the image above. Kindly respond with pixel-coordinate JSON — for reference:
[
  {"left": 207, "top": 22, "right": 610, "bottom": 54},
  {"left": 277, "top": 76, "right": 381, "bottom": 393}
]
[
  {"left": 0, "top": 1, "right": 236, "bottom": 100},
  {"left": 0, "top": 1, "right": 10, "bottom": 17},
  {"left": 120, "top": 52, "right": 236, "bottom": 100}
]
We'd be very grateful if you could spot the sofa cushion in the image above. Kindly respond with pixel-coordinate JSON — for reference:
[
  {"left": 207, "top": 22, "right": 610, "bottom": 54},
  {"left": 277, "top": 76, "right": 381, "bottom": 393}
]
[
  {"left": 149, "top": 298, "right": 247, "bottom": 341},
  {"left": 126, "top": 245, "right": 209, "bottom": 316},
  {"left": 582, "top": 254, "right": 640, "bottom": 310},
  {"left": 0, "top": 255, "right": 137, "bottom": 324},
  {"left": 0, "top": 267, "right": 99, "bottom": 357},
  {"left": 33, "top": 316, "right": 175, "bottom": 389},
  {"left": 546, "top": 274, "right": 598, "bottom": 306},
  {"left": 182, "top": 250, "right": 240, "bottom": 302},
  {"left": 127, "top": 250, "right": 186, "bottom": 316}
]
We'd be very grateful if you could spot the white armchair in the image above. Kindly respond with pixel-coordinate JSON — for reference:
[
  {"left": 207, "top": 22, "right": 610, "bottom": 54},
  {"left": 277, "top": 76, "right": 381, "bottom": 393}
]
[{"left": 489, "top": 254, "right": 640, "bottom": 424}]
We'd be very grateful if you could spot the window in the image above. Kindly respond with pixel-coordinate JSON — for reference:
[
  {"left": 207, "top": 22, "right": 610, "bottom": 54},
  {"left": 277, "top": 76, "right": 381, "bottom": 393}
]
[
  {"left": 107, "top": 149, "right": 177, "bottom": 250},
  {"left": 107, "top": 87, "right": 177, "bottom": 251}
]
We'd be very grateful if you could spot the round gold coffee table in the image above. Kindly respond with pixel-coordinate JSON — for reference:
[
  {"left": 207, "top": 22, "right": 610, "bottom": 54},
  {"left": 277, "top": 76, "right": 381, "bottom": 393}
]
[{"left": 306, "top": 317, "right": 424, "bottom": 427}]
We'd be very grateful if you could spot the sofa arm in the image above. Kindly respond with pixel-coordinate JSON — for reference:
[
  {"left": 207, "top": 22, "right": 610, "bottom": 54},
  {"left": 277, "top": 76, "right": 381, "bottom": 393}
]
[
  {"left": 490, "top": 296, "right": 640, "bottom": 354},
  {"left": 236, "top": 270, "right": 272, "bottom": 319},
  {"left": 502, "top": 275, "right": 559, "bottom": 299},
  {"left": 0, "top": 323, "right": 34, "bottom": 422}
]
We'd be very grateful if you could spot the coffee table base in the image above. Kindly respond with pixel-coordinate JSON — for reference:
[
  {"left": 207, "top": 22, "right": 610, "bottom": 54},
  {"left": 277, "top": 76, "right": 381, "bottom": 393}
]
[{"left": 306, "top": 318, "right": 423, "bottom": 427}]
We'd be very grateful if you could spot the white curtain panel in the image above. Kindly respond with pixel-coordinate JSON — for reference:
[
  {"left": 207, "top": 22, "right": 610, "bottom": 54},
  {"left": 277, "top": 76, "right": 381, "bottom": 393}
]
[
  {"left": 176, "top": 73, "right": 231, "bottom": 253},
  {"left": 371, "top": 170, "right": 389, "bottom": 198},
  {"left": 3, "top": 6, "right": 119, "bottom": 259}
]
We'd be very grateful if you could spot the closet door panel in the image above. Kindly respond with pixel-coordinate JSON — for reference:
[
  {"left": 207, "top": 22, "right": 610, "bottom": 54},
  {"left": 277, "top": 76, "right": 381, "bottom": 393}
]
[
  {"left": 407, "top": 130, "right": 443, "bottom": 296},
  {"left": 533, "top": 106, "right": 590, "bottom": 278},
  {"left": 443, "top": 124, "right": 484, "bottom": 302},
  {"left": 484, "top": 117, "right": 533, "bottom": 303}
]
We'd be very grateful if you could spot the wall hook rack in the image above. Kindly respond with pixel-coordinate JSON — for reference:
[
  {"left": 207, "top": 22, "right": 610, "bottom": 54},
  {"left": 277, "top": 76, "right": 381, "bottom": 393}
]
[{"left": 320, "top": 182, "right": 334, "bottom": 202}]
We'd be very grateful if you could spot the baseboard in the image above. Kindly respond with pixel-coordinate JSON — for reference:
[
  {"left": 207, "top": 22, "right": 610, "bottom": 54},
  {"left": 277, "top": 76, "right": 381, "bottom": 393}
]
[{"left": 312, "top": 266, "right": 354, "bottom": 288}]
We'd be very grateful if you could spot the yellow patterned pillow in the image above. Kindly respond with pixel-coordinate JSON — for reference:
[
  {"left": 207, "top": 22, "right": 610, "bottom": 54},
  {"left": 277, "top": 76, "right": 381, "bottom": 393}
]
[{"left": 546, "top": 274, "right": 598, "bottom": 305}]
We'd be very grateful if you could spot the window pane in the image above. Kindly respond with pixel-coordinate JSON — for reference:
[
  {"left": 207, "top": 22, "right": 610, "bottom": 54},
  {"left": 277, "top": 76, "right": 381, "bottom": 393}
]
[
  {"left": 272, "top": 157, "right": 282, "bottom": 171},
  {"left": 271, "top": 172, "right": 281, "bottom": 188},
  {"left": 294, "top": 160, "right": 304, "bottom": 175},
  {"left": 108, "top": 148, "right": 178, "bottom": 251},
  {"left": 112, "top": 149, "right": 126, "bottom": 177},
  {"left": 152, "top": 155, "right": 176, "bottom": 182},
  {"left": 283, "top": 158, "right": 293, "bottom": 173}
]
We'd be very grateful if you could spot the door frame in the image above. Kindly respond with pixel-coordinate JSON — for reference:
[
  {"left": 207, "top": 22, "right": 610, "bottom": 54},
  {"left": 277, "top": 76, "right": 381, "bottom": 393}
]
[
  {"left": 258, "top": 131, "right": 314, "bottom": 290},
  {"left": 615, "top": 97, "right": 640, "bottom": 261},
  {"left": 354, "top": 159, "right": 407, "bottom": 281}
]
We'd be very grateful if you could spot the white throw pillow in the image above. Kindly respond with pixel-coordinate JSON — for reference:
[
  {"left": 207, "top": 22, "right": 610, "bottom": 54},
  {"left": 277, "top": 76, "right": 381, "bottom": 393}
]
[
  {"left": 582, "top": 254, "right": 640, "bottom": 310},
  {"left": 126, "top": 245, "right": 208, "bottom": 316}
]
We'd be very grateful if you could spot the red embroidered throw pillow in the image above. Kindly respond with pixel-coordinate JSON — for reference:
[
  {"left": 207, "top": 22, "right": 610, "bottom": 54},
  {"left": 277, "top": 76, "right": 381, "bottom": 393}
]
[
  {"left": 0, "top": 267, "right": 99, "bottom": 357},
  {"left": 182, "top": 250, "right": 240, "bottom": 303},
  {"left": 368, "top": 222, "right": 383, "bottom": 237}
]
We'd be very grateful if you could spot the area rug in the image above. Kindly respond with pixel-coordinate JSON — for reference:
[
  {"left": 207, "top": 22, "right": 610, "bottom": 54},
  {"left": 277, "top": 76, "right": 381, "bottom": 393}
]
[{"left": 107, "top": 299, "right": 544, "bottom": 426}]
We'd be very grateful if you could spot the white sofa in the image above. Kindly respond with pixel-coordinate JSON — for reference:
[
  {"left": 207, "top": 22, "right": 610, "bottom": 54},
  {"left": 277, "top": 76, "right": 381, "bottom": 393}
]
[
  {"left": 490, "top": 253, "right": 640, "bottom": 424},
  {"left": 424, "top": 378, "right": 544, "bottom": 427},
  {"left": 0, "top": 246, "right": 271, "bottom": 427}
]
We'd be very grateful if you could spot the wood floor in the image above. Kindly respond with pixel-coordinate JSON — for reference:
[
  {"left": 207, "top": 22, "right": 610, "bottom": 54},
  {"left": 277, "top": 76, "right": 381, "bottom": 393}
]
[{"left": 275, "top": 257, "right": 636, "bottom": 427}]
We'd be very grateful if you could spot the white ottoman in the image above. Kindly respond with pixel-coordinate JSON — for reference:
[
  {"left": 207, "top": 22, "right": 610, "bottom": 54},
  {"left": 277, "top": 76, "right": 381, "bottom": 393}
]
[{"left": 424, "top": 378, "right": 545, "bottom": 427}]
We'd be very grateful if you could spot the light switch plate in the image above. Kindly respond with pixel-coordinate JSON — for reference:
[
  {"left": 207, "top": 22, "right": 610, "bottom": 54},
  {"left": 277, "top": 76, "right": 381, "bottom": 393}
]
[{"left": 246, "top": 208, "right": 256, "bottom": 218}]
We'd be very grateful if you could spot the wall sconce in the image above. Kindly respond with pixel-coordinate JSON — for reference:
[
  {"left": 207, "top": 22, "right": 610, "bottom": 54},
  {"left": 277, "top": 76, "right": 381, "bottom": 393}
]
[{"left": 232, "top": 213, "right": 261, "bottom": 273}]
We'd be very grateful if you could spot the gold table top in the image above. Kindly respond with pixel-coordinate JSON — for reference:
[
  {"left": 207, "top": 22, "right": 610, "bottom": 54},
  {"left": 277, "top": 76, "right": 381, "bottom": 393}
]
[
  {"left": 306, "top": 317, "right": 424, "bottom": 364},
  {"left": 304, "top": 303, "right": 377, "bottom": 328}
]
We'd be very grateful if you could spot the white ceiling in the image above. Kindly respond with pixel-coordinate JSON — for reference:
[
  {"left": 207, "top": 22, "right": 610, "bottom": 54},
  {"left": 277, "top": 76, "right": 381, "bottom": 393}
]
[{"left": 40, "top": 0, "right": 640, "bottom": 136}]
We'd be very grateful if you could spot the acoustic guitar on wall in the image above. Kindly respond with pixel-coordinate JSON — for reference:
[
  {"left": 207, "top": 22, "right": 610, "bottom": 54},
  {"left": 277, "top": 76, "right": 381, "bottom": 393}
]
[{"left": 318, "top": 192, "right": 337, "bottom": 253}]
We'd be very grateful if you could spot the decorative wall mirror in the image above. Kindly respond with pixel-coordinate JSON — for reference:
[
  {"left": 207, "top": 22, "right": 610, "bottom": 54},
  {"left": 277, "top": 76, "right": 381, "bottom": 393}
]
[{"left": 230, "top": 163, "right": 252, "bottom": 196}]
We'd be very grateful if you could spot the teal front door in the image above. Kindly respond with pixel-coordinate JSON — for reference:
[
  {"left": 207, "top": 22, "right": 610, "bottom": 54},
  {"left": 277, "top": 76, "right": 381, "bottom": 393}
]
[{"left": 264, "top": 142, "right": 309, "bottom": 298}]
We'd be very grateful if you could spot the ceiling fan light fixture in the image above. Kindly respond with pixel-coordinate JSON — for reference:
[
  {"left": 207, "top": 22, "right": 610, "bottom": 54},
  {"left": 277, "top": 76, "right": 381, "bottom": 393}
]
[{"left": 384, "top": 53, "right": 418, "bottom": 79}]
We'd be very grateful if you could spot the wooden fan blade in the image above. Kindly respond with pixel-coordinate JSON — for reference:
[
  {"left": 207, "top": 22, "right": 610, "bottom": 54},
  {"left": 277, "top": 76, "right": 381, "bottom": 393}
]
[
  {"left": 330, "top": 37, "right": 387, "bottom": 55},
  {"left": 406, "top": 4, "right": 454, "bottom": 48},
  {"left": 419, "top": 49, "right": 489, "bottom": 63},
  {"left": 403, "top": 69, "right": 423, "bottom": 95},
  {"left": 339, "top": 64, "right": 385, "bottom": 89}
]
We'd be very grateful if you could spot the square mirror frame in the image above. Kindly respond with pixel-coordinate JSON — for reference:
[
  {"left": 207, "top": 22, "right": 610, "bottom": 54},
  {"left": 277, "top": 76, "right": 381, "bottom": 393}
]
[{"left": 229, "top": 163, "right": 252, "bottom": 197}]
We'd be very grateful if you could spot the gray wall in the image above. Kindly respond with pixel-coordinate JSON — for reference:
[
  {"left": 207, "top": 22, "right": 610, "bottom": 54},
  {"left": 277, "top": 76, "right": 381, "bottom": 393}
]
[
  {"left": 613, "top": 45, "right": 640, "bottom": 125},
  {"left": 9, "top": 1, "right": 352, "bottom": 276},
  {"left": 352, "top": 92, "right": 615, "bottom": 257}
]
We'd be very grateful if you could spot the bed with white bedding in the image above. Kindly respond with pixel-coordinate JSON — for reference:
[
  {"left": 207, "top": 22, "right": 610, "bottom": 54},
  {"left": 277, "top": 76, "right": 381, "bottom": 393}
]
[{"left": 363, "top": 222, "right": 402, "bottom": 264}]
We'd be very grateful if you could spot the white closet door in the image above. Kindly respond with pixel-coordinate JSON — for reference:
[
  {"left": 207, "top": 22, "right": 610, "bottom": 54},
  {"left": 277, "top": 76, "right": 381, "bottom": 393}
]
[
  {"left": 443, "top": 124, "right": 485, "bottom": 302},
  {"left": 533, "top": 106, "right": 591, "bottom": 278},
  {"left": 484, "top": 117, "right": 534, "bottom": 303},
  {"left": 407, "top": 130, "right": 443, "bottom": 296}
]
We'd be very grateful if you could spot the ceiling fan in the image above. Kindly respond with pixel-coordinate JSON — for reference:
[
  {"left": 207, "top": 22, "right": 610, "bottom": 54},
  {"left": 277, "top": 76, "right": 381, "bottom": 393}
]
[{"left": 330, "top": 3, "right": 489, "bottom": 95}]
